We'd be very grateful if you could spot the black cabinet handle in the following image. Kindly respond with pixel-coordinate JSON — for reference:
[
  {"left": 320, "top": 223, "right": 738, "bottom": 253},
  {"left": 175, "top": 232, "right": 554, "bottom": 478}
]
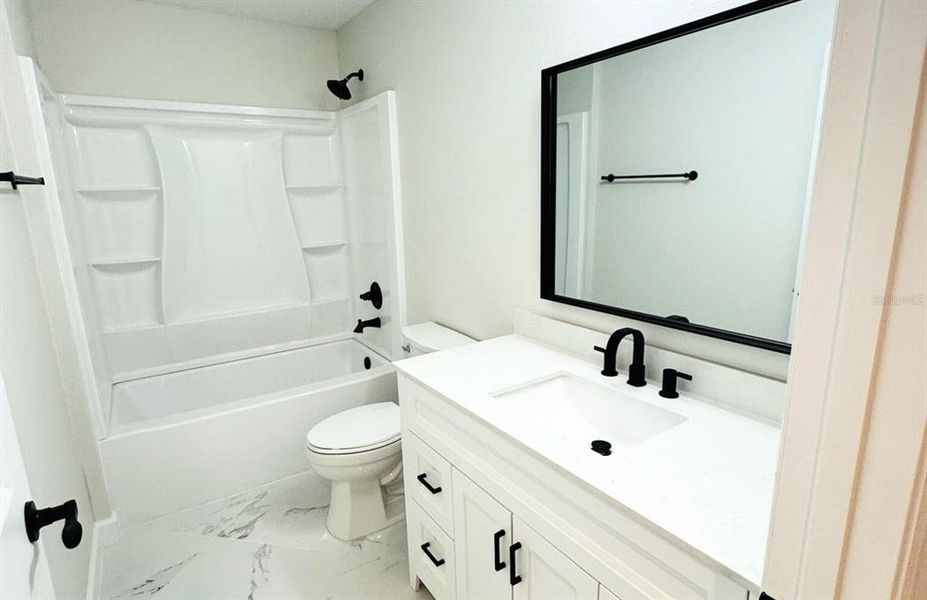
[
  {"left": 493, "top": 529, "right": 507, "bottom": 571},
  {"left": 509, "top": 542, "right": 522, "bottom": 586},
  {"left": 417, "top": 473, "right": 442, "bottom": 494},
  {"left": 421, "top": 542, "right": 445, "bottom": 567},
  {"left": 1, "top": 171, "right": 45, "bottom": 190}
]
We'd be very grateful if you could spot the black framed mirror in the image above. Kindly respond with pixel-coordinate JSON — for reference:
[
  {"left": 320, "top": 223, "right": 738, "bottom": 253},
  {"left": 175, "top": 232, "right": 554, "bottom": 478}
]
[{"left": 540, "top": 0, "right": 836, "bottom": 354}]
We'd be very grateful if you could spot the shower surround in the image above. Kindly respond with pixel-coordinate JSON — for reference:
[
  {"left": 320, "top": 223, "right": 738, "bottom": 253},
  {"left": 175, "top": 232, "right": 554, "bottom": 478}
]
[{"left": 22, "top": 59, "right": 406, "bottom": 524}]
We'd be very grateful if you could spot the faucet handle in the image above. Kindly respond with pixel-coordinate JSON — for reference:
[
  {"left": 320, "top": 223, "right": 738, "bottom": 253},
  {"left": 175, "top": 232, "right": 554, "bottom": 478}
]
[
  {"left": 659, "top": 368, "right": 692, "bottom": 398},
  {"left": 593, "top": 345, "right": 619, "bottom": 377}
]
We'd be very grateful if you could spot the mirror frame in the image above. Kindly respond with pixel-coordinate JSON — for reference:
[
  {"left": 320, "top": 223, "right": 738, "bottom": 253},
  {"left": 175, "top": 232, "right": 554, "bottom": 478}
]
[{"left": 540, "top": 0, "right": 799, "bottom": 355}]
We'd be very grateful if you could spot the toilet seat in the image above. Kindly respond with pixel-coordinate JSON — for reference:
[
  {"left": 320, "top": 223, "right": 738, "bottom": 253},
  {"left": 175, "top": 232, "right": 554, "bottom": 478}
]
[{"left": 306, "top": 402, "right": 400, "bottom": 455}]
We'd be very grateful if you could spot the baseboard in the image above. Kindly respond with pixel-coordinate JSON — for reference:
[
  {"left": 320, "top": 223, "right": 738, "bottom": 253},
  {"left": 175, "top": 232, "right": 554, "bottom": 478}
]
[{"left": 85, "top": 513, "right": 119, "bottom": 600}]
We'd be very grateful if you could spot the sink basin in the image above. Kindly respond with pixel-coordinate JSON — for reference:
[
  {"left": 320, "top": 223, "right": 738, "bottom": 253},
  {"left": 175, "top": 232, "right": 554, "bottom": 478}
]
[{"left": 491, "top": 373, "right": 687, "bottom": 450}]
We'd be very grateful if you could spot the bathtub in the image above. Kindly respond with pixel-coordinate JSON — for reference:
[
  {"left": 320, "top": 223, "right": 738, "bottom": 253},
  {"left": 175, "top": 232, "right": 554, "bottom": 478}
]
[{"left": 99, "top": 339, "right": 397, "bottom": 524}]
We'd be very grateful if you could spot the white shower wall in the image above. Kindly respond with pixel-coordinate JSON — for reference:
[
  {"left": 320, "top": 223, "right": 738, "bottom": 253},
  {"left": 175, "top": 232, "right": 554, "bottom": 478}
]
[{"left": 37, "top": 91, "right": 404, "bottom": 434}]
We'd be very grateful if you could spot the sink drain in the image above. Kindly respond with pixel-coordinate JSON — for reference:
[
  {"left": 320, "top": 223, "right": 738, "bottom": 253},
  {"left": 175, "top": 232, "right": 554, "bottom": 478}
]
[{"left": 591, "top": 440, "right": 612, "bottom": 456}]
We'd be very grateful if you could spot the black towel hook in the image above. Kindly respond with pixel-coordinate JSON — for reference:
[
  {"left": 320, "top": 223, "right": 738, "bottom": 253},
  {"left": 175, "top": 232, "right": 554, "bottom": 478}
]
[{"left": 1, "top": 171, "right": 45, "bottom": 190}]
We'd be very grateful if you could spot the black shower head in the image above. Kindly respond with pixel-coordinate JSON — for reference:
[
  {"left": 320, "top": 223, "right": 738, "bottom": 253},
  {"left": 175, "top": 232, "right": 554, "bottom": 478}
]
[{"left": 326, "top": 69, "right": 364, "bottom": 101}]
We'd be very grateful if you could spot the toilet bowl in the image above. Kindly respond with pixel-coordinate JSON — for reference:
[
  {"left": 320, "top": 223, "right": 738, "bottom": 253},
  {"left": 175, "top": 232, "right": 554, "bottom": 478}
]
[
  {"left": 306, "top": 402, "right": 403, "bottom": 540},
  {"left": 307, "top": 322, "right": 475, "bottom": 540}
]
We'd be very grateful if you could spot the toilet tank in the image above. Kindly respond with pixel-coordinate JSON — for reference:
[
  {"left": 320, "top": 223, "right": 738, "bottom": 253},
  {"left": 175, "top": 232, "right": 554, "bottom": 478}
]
[{"left": 401, "top": 322, "right": 475, "bottom": 357}]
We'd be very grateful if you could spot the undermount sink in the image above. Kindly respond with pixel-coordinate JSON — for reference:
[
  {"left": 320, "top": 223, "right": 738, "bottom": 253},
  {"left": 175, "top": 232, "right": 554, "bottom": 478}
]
[{"left": 491, "top": 372, "right": 687, "bottom": 450}]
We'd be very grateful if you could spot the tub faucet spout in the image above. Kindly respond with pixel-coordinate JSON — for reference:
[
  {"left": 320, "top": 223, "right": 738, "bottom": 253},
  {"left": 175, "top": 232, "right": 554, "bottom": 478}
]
[{"left": 354, "top": 317, "right": 381, "bottom": 334}]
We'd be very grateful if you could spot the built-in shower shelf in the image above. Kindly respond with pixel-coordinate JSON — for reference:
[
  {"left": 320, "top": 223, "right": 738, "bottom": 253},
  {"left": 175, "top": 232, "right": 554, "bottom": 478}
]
[
  {"left": 300, "top": 241, "right": 347, "bottom": 250},
  {"left": 91, "top": 257, "right": 161, "bottom": 268},
  {"left": 285, "top": 183, "right": 342, "bottom": 191},
  {"left": 102, "top": 322, "right": 164, "bottom": 335},
  {"left": 75, "top": 185, "right": 162, "bottom": 193}
]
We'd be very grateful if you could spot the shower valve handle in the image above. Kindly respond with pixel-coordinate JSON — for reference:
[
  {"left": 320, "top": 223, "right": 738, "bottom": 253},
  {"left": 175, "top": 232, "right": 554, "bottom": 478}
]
[{"left": 359, "top": 281, "right": 383, "bottom": 309}]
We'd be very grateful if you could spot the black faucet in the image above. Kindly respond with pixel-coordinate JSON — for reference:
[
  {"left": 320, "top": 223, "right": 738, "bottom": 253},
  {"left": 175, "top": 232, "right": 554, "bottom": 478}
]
[
  {"left": 594, "top": 327, "right": 646, "bottom": 387},
  {"left": 354, "top": 317, "right": 381, "bottom": 334}
]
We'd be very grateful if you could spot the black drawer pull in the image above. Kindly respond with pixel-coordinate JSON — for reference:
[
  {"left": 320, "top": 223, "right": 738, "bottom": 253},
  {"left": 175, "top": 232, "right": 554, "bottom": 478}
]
[
  {"left": 421, "top": 542, "right": 445, "bottom": 567},
  {"left": 417, "top": 473, "right": 442, "bottom": 494},
  {"left": 509, "top": 542, "right": 522, "bottom": 586},
  {"left": 0, "top": 171, "right": 45, "bottom": 190},
  {"left": 493, "top": 529, "right": 507, "bottom": 571}
]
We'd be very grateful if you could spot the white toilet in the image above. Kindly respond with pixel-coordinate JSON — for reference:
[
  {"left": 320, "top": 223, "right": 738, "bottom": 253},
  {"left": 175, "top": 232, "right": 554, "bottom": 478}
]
[{"left": 306, "top": 321, "right": 474, "bottom": 540}]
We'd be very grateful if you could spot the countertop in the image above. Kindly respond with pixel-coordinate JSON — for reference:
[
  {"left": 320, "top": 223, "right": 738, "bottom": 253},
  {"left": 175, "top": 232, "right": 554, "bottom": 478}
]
[{"left": 393, "top": 334, "right": 780, "bottom": 589}]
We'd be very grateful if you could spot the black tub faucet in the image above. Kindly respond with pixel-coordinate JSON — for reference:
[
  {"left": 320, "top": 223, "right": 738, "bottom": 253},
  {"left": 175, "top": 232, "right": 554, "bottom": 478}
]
[
  {"left": 354, "top": 317, "right": 381, "bottom": 334},
  {"left": 594, "top": 327, "right": 646, "bottom": 387}
]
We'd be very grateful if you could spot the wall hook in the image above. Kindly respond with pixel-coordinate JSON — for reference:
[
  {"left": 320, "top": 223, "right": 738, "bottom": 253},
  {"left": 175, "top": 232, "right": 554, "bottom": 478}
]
[{"left": 24, "top": 499, "right": 82, "bottom": 549}]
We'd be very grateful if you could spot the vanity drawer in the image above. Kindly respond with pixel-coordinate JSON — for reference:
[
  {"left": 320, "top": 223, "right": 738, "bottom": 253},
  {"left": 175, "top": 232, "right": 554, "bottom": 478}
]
[
  {"left": 403, "top": 432, "right": 454, "bottom": 535},
  {"left": 409, "top": 500, "right": 457, "bottom": 600}
]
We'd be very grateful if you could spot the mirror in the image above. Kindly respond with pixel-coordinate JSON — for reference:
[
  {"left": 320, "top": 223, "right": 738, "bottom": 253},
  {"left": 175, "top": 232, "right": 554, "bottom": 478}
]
[{"left": 540, "top": 0, "right": 836, "bottom": 353}]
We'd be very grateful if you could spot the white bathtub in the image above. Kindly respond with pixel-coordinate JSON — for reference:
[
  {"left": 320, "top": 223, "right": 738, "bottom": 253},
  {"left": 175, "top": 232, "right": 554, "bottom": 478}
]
[{"left": 100, "top": 340, "right": 397, "bottom": 524}]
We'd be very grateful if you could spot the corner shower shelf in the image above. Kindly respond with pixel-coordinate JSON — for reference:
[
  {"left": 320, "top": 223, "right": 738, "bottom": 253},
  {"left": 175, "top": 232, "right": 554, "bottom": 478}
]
[
  {"left": 91, "top": 257, "right": 161, "bottom": 268},
  {"left": 300, "top": 241, "right": 347, "bottom": 250},
  {"left": 102, "top": 321, "right": 164, "bottom": 335},
  {"left": 75, "top": 185, "right": 162, "bottom": 193},
  {"left": 285, "top": 183, "right": 342, "bottom": 191}
]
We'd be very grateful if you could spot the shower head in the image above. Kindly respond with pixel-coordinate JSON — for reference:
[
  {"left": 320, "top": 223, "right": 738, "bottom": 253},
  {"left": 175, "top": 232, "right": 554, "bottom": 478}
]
[{"left": 326, "top": 69, "right": 364, "bottom": 101}]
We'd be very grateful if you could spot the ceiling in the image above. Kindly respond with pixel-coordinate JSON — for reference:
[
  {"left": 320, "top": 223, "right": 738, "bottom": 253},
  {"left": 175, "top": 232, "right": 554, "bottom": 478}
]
[{"left": 138, "top": 0, "right": 376, "bottom": 30}]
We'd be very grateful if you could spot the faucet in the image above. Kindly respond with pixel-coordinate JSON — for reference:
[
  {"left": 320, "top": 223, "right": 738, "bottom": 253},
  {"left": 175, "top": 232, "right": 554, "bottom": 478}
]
[
  {"left": 594, "top": 327, "right": 646, "bottom": 387},
  {"left": 354, "top": 317, "right": 381, "bottom": 334}
]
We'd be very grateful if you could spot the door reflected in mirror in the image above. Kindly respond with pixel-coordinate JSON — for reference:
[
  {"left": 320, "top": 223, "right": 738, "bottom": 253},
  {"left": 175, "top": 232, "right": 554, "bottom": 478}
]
[{"left": 541, "top": 0, "right": 837, "bottom": 353}]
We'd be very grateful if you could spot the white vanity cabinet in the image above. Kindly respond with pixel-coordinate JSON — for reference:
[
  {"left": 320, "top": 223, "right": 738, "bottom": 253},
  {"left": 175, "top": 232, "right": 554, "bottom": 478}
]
[
  {"left": 452, "top": 470, "right": 598, "bottom": 600},
  {"left": 452, "top": 470, "right": 512, "bottom": 599},
  {"left": 399, "top": 374, "right": 754, "bottom": 600},
  {"left": 510, "top": 516, "right": 599, "bottom": 600}
]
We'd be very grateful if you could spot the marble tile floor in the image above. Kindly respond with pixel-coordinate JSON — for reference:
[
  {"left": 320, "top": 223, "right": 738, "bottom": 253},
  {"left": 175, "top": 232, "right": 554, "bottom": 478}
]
[{"left": 96, "top": 472, "right": 433, "bottom": 600}]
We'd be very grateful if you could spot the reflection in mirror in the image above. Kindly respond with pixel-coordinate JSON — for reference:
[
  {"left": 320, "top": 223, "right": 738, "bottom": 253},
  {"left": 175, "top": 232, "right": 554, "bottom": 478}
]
[{"left": 544, "top": 0, "right": 836, "bottom": 351}]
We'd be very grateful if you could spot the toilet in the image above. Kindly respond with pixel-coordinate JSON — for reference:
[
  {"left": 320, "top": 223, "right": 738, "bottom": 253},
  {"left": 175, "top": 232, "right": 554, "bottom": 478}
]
[{"left": 306, "top": 321, "right": 475, "bottom": 540}]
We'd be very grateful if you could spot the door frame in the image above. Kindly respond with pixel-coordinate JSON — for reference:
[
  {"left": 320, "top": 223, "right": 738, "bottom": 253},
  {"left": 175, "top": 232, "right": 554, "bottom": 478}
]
[
  {"left": 763, "top": 0, "right": 926, "bottom": 596},
  {"left": 554, "top": 111, "right": 590, "bottom": 298}
]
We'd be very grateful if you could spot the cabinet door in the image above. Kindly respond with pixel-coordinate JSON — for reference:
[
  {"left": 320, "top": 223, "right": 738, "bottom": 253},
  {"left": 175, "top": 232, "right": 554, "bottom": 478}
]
[
  {"left": 453, "top": 469, "right": 513, "bottom": 600},
  {"left": 511, "top": 517, "right": 598, "bottom": 600}
]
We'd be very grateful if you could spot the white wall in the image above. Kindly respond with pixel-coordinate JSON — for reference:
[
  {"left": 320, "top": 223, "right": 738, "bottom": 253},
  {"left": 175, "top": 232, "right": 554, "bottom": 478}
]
[
  {"left": 28, "top": 0, "right": 340, "bottom": 110},
  {"left": 337, "top": 0, "right": 791, "bottom": 379},
  {"left": 584, "top": 0, "right": 832, "bottom": 342}
]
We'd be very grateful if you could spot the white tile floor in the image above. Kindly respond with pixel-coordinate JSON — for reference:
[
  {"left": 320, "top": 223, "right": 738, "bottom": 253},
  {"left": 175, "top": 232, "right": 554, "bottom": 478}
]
[{"left": 97, "top": 473, "right": 433, "bottom": 600}]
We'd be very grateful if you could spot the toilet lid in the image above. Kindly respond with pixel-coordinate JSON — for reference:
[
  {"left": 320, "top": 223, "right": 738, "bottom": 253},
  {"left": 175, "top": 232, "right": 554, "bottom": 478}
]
[
  {"left": 402, "top": 322, "right": 475, "bottom": 353},
  {"left": 306, "top": 402, "right": 400, "bottom": 453}
]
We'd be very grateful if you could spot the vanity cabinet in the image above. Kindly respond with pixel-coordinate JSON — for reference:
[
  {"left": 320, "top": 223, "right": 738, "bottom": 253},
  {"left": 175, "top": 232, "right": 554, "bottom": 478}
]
[
  {"left": 452, "top": 470, "right": 598, "bottom": 600},
  {"left": 510, "top": 516, "right": 599, "bottom": 600},
  {"left": 452, "top": 470, "right": 511, "bottom": 599},
  {"left": 399, "top": 374, "right": 753, "bottom": 600}
]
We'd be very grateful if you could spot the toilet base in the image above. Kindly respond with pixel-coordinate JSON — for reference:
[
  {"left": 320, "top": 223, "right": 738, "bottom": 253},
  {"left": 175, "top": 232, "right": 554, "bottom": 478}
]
[{"left": 327, "top": 479, "right": 404, "bottom": 540}]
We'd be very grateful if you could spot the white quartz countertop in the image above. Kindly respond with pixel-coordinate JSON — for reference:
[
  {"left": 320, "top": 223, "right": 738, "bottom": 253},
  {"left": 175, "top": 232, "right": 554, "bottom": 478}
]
[{"left": 394, "top": 335, "right": 780, "bottom": 589}]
